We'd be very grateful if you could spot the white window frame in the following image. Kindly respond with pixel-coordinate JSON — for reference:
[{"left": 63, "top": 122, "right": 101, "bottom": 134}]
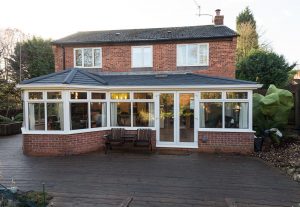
[
  {"left": 176, "top": 43, "right": 209, "bottom": 67},
  {"left": 73, "top": 48, "right": 102, "bottom": 68},
  {"left": 199, "top": 90, "right": 253, "bottom": 132},
  {"left": 131, "top": 46, "right": 153, "bottom": 68}
]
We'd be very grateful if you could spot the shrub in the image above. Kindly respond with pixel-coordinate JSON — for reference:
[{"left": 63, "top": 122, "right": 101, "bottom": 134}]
[
  {"left": 14, "top": 113, "right": 23, "bottom": 122},
  {"left": 0, "top": 115, "right": 13, "bottom": 124}
]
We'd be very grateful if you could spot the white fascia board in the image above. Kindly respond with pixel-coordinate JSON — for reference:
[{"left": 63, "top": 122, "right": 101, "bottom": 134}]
[{"left": 17, "top": 84, "right": 263, "bottom": 90}]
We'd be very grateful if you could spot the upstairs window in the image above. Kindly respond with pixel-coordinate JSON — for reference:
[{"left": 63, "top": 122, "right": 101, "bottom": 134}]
[
  {"left": 74, "top": 48, "right": 102, "bottom": 68},
  {"left": 132, "top": 46, "right": 153, "bottom": 68},
  {"left": 177, "top": 43, "right": 209, "bottom": 66}
]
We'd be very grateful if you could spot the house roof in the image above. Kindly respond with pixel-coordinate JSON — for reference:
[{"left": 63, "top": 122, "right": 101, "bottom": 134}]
[
  {"left": 52, "top": 25, "right": 237, "bottom": 45},
  {"left": 20, "top": 68, "right": 258, "bottom": 89}
]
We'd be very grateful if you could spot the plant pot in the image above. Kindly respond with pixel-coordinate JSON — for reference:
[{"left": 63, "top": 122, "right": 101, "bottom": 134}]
[
  {"left": 254, "top": 136, "right": 263, "bottom": 152},
  {"left": 0, "top": 122, "right": 22, "bottom": 136}
]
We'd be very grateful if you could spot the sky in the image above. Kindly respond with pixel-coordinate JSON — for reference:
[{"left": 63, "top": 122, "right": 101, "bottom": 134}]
[{"left": 1, "top": 0, "right": 299, "bottom": 64}]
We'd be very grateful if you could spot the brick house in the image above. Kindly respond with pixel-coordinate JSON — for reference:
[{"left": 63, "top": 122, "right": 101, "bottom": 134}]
[{"left": 18, "top": 10, "right": 261, "bottom": 156}]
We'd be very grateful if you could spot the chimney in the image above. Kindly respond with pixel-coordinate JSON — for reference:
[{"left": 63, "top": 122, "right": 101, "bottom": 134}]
[{"left": 214, "top": 9, "right": 224, "bottom": 25}]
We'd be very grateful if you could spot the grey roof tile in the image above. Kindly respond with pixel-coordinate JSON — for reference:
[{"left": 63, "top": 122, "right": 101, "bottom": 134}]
[
  {"left": 53, "top": 25, "right": 237, "bottom": 45},
  {"left": 20, "top": 68, "right": 257, "bottom": 87}
]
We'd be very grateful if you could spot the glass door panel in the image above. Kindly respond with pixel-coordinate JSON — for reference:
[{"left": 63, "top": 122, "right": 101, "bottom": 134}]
[
  {"left": 179, "top": 93, "right": 194, "bottom": 142},
  {"left": 159, "top": 93, "right": 174, "bottom": 142}
]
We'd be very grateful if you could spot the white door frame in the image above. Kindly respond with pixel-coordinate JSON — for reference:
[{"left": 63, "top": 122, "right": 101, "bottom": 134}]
[{"left": 155, "top": 91, "right": 198, "bottom": 148}]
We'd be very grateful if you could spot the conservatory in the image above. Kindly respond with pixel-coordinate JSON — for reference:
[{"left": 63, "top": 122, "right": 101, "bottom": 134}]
[{"left": 18, "top": 68, "right": 261, "bottom": 156}]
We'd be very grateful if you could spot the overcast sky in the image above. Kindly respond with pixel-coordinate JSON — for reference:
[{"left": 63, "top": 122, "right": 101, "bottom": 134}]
[{"left": 1, "top": 0, "right": 299, "bottom": 63}]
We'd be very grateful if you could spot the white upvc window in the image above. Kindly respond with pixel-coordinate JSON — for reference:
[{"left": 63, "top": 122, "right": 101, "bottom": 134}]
[
  {"left": 131, "top": 46, "right": 153, "bottom": 68},
  {"left": 74, "top": 48, "right": 102, "bottom": 68},
  {"left": 177, "top": 43, "right": 209, "bottom": 66}
]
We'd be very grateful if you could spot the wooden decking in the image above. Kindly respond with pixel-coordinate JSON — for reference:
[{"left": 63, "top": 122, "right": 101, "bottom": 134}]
[{"left": 0, "top": 134, "right": 299, "bottom": 207}]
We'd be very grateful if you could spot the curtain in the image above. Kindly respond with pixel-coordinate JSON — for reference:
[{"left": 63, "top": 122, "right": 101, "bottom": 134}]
[
  {"left": 58, "top": 103, "right": 64, "bottom": 130},
  {"left": 110, "top": 103, "right": 118, "bottom": 126},
  {"left": 239, "top": 103, "right": 248, "bottom": 128},
  {"left": 148, "top": 102, "right": 154, "bottom": 127},
  {"left": 102, "top": 103, "right": 107, "bottom": 127},
  {"left": 29, "top": 103, "right": 35, "bottom": 130},
  {"left": 199, "top": 103, "right": 205, "bottom": 128}
]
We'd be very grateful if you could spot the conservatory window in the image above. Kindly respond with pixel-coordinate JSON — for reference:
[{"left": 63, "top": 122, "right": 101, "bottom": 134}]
[
  {"left": 110, "top": 102, "right": 131, "bottom": 127},
  {"left": 47, "top": 103, "right": 64, "bottom": 130},
  {"left": 225, "top": 102, "right": 249, "bottom": 129},
  {"left": 28, "top": 103, "right": 45, "bottom": 130},
  {"left": 90, "top": 102, "right": 107, "bottom": 128},
  {"left": 70, "top": 103, "right": 88, "bottom": 130},
  {"left": 199, "top": 102, "right": 222, "bottom": 128},
  {"left": 133, "top": 102, "right": 154, "bottom": 127},
  {"left": 29, "top": 92, "right": 43, "bottom": 100}
]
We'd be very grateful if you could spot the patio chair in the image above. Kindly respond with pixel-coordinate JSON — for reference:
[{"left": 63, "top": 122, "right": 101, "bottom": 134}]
[
  {"left": 105, "top": 128, "right": 125, "bottom": 153},
  {"left": 134, "top": 129, "right": 153, "bottom": 151}
]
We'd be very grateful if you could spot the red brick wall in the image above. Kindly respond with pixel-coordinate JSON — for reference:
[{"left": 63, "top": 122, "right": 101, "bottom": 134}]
[
  {"left": 53, "top": 37, "right": 237, "bottom": 78},
  {"left": 23, "top": 130, "right": 107, "bottom": 156},
  {"left": 198, "top": 131, "right": 254, "bottom": 154}
]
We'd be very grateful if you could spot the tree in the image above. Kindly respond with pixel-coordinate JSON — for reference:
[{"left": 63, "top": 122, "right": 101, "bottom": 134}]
[
  {"left": 237, "top": 50, "right": 296, "bottom": 88},
  {"left": 236, "top": 7, "right": 259, "bottom": 62},
  {"left": 9, "top": 37, "right": 54, "bottom": 82}
]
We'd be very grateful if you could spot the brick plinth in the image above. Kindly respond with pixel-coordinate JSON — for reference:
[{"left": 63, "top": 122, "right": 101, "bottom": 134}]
[
  {"left": 198, "top": 131, "right": 254, "bottom": 154},
  {"left": 23, "top": 130, "right": 108, "bottom": 156}
]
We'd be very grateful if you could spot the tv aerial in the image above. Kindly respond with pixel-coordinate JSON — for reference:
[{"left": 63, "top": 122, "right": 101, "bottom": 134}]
[{"left": 193, "top": 0, "right": 214, "bottom": 23}]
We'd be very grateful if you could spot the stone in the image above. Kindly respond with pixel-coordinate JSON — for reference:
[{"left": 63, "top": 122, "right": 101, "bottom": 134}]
[
  {"left": 287, "top": 168, "right": 295, "bottom": 175},
  {"left": 293, "top": 173, "right": 300, "bottom": 182}
]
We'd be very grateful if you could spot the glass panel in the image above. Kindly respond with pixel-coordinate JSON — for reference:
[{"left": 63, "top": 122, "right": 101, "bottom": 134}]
[
  {"left": 91, "top": 102, "right": 107, "bottom": 128},
  {"left": 84, "top": 48, "right": 93, "bottom": 67},
  {"left": 91, "top": 93, "right": 106, "bottom": 99},
  {"left": 111, "top": 93, "right": 130, "bottom": 100},
  {"left": 75, "top": 49, "right": 82, "bottom": 67},
  {"left": 201, "top": 92, "right": 222, "bottom": 99},
  {"left": 132, "top": 47, "right": 142, "bottom": 67},
  {"left": 94, "top": 49, "right": 101, "bottom": 67},
  {"left": 47, "top": 103, "right": 64, "bottom": 130},
  {"left": 47, "top": 92, "right": 61, "bottom": 99},
  {"left": 143, "top": 47, "right": 152, "bottom": 67},
  {"left": 179, "top": 94, "right": 194, "bottom": 142},
  {"left": 70, "top": 92, "right": 87, "bottom": 99},
  {"left": 28, "top": 103, "right": 45, "bottom": 130},
  {"left": 134, "top": 93, "right": 153, "bottom": 99},
  {"left": 133, "top": 102, "right": 154, "bottom": 127},
  {"left": 225, "top": 102, "right": 249, "bottom": 129},
  {"left": 200, "top": 103, "right": 222, "bottom": 128},
  {"left": 226, "top": 92, "right": 248, "bottom": 99},
  {"left": 110, "top": 102, "right": 131, "bottom": 126},
  {"left": 177, "top": 45, "right": 186, "bottom": 66},
  {"left": 29, "top": 92, "right": 43, "bottom": 100},
  {"left": 159, "top": 93, "right": 174, "bottom": 142},
  {"left": 187, "top": 44, "right": 198, "bottom": 65},
  {"left": 70, "top": 103, "right": 88, "bottom": 130},
  {"left": 199, "top": 44, "right": 208, "bottom": 65}
]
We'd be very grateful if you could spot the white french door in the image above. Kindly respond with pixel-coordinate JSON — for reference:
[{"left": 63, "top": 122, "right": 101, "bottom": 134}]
[{"left": 156, "top": 92, "right": 198, "bottom": 148}]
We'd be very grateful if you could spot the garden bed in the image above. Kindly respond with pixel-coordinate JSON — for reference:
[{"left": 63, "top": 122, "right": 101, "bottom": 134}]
[
  {"left": 0, "top": 122, "right": 22, "bottom": 136},
  {"left": 255, "top": 140, "right": 300, "bottom": 182}
]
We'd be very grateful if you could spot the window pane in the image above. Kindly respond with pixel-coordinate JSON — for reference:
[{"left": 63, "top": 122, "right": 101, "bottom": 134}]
[
  {"left": 29, "top": 92, "right": 43, "bottom": 100},
  {"left": 226, "top": 92, "right": 248, "bottom": 99},
  {"left": 199, "top": 44, "right": 208, "bottom": 65},
  {"left": 110, "top": 102, "right": 131, "bottom": 126},
  {"left": 75, "top": 49, "right": 82, "bottom": 67},
  {"left": 225, "top": 102, "right": 249, "bottom": 129},
  {"left": 111, "top": 93, "right": 130, "bottom": 100},
  {"left": 200, "top": 103, "right": 222, "bottom": 128},
  {"left": 47, "top": 103, "right": 64, "bottom": 130},
  {"left": 132, "top": 47, "right": 142, "bottom": 67},
  {"left": 143, "top": 47, "right": 152, "bottom": 67},
  {"left": 28, "top": 103, "right": 45, "bottom": 130},
  {"left": 187, "top": 44, "right": 198, "bottom": 65},
  {"left": 84, "top": 48, "right": 93, "bottom": 67},
  {"left": 133, "top": 102, "right": 154, "bottom": 127},
  {"left": 201, "top": 92, "right": 222, "bottom": 99},
  {"left": 70, "top": 92, "right": 87, "bottom": 99},
  {"left": 91, "top": 93, "right": 106, "bottom": 99},
  {"left": 134, "top": 93, "right": 153, "bottom": 99},
  {"left": 47, "top": 92, "right": 61, "bottom": 99},
  {"left": 94, "top": 49, "right": 101, "bottom": 67},
  {"left": 177, "top": 45, "right": 186, "bottom": 66},
  {"left": 91, "top": 102, "right": 107, "bottom": 128},
  {"left": 70, "top": 103, "right": 88, "bottom": 130}
]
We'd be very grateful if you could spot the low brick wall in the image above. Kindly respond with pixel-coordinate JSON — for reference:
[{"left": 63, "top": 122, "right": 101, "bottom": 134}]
[
  {"left": 23, "top": 130, "right": 108, "bottom": 156},
  {"left": 198, "top": 131, "right": 254, "bottom": 154}
]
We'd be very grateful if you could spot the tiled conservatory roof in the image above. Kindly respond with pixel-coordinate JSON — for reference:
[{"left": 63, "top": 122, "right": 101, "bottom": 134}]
[{"left": 20, "top": 68, "right": 257, "bottom": 87}]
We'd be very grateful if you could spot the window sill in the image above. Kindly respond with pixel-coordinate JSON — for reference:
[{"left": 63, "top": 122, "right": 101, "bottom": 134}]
[{"left": 198, "top": 128, "right": 255, "bottom": 133}]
